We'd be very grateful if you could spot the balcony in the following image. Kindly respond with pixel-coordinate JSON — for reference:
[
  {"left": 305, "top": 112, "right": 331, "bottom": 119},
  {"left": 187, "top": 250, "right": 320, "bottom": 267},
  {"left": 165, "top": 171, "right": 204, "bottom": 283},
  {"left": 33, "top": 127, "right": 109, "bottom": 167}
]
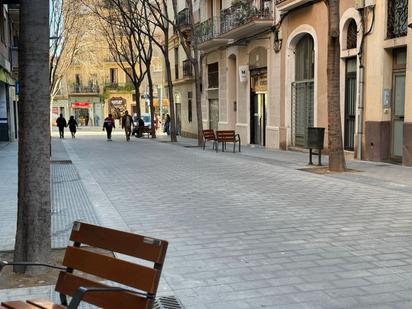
[
  {"left": 176, "top": 8, "right": 191, "bottom": 29},
  {"left": 387, "top": 0, "right": 408, "bottom": 39},
  {"left": 219, "top": 0, "right": 274, "bottom": 40},
  {"left": 70, "top": 83, "right": 100, "bottom": 94},
  {"left": 195, "top": 1, "right": 274, "bottom": 50},
  {"left": 183, "top": 59, "right": 193, "bottom": 78},
  {"left": 195, "top": 17, "right": 228, "bottom": 50},
  {"left": 275, "top": 0, "right": 314, "bottom": 13},
  {"left": 104, "top": 82, "right": 134, "bottom": 92}
]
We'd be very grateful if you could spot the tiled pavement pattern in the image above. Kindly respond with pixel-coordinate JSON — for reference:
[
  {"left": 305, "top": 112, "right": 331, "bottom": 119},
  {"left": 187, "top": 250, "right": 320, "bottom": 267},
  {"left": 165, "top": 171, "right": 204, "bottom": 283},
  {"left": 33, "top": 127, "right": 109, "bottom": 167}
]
[
  {"left": 1, "top": 131, "right": 412, "bottom": 308},
  {"left": 0, "top": 140, "right": 98, "bottom": 250},
  {"left": 0, "top": 142, "right": 17, "bottom": 250}
]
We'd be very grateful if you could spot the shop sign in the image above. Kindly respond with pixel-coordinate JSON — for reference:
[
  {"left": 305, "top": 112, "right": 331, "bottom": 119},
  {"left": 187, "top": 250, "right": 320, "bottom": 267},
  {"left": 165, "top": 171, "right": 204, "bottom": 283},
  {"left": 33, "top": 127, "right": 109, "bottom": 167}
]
[
  {"left": 110, "top": 97, "right": 125, "bottom": 105},
  {"left": 239, "top": 65, "right": 248, "bottom": 82},
  {"left": 73, "top": 102, "right": 90, "bottom": 108}
]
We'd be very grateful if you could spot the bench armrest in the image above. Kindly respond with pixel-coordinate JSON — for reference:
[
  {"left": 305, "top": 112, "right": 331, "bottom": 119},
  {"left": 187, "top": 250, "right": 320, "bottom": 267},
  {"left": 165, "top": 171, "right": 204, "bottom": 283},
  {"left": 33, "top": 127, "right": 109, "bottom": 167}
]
[
  {"left": 68, "top": 286, "right": 153, "bottom": 309},
  {"left": 0, "top": 261, "right": 66, "bottom": 272}
]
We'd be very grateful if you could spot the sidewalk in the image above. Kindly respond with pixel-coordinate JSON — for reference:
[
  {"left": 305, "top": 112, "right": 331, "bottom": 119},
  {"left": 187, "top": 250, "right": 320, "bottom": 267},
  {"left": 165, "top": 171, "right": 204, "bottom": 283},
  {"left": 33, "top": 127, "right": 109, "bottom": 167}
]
[
  {"left": 1, "top": 131, "right": 412, "bottom": 308},
  {"left": 157, "top": 134, "right": 412, "bottom": 192}
]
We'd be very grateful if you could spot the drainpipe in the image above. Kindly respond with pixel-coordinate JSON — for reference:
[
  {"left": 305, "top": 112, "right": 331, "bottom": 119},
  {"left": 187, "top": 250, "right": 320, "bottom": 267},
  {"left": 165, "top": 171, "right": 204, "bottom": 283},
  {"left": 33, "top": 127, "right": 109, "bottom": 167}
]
[
  {"left": 357, "top": 62, "right": 364, "bottom": 160},
  {"left": 357, "top": 5, "right": 375, "bottom": 160}
]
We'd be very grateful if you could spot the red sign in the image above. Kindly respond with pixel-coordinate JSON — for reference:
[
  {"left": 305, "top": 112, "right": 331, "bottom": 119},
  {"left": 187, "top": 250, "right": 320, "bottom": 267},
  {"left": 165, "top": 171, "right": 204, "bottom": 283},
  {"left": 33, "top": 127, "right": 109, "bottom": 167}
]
[{"left": 73, "top": 102, "right": 90, "bottom": 108}]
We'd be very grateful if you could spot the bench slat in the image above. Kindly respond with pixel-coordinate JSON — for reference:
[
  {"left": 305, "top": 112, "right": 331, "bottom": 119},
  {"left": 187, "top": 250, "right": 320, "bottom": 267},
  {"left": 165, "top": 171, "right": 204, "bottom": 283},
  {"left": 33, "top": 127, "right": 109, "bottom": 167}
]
[
  {"left": 203, "top": 129, "right": 216, "bottom": 140},
  {"left": 1, "top": 302, "right": 39, "bottom": 309},
  {"left": 26, "top": 300, "right": 65, "bottom": 309},
  {"left": 69, "top": 222, "right": 168, "bottom": 263},
  {"left": 62, "top": 247, "right": 159, "bottom": 293},
  {"left": 55, "top": 272, "right": 151, "bottom": 309}
]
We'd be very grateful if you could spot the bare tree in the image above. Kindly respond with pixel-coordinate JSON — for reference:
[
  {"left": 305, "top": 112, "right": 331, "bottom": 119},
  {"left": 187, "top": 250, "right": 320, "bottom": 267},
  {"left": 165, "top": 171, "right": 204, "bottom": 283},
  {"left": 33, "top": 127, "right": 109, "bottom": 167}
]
[
  {"left": 172, "top": 0, "right": 203, "bottom": 146},
  {"left": 49, "top": 0, "right": 84, "bottom": 100},
  {"left": 144, "top": 0, "right": 178, "bottom": 142},
  {"left": 14, "top": 0, "right": 51, "bottom": 274},
  {"left": 327, "top": 0, "right": 346, "bottom": 171},
  {"left": 86, "top": 0, "right": 148, "bottom": 118}
]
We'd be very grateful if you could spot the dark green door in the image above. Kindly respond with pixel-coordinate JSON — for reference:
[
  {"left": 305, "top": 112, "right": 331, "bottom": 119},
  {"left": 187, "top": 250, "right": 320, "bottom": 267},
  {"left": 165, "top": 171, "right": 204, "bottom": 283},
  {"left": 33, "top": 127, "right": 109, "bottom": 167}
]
[{"left": 344, "top": 58, "right": 357, "bottom": 150}]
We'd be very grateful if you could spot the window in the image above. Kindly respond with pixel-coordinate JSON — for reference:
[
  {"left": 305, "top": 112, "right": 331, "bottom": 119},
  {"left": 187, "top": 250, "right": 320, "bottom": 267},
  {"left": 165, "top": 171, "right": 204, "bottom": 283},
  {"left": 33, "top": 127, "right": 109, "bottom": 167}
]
[
  {"left": 174, "top": 48, "right": 179, "bottom": 80},
  {"left": 347, "top": 19, "right": 357, "bottom": 49},
  {"left": 152, "top": 57, "right": 162, "bottom": 72},
  {"left": 387, "top": 0, "right": 408, "bottom": 39},
  {"left": 132, "top": 93, "right": 137, "bottom": 102},
  {"left": 109, "top": 68, "right": 118, "bottom": 84},
  {"left": 208, "top": 63, "right": 219, "bottom": 89},
  {"left": 295, "top": 34, "right": 314, "bottom": 81},
  {"left": 0, "top": 7, "right": 4, "bottom": 44},
  {"left": 125, "top": 67, "right": 133, "bottom": 83},
  {"left": 188, "top": 91, "right": 192, "bottom": 122}
]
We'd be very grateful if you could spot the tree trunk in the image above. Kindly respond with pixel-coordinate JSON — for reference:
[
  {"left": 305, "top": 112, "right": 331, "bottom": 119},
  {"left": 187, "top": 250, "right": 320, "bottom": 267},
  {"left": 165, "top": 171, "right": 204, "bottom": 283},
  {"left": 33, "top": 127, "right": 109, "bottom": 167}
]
[
  {"left": 134, "top": 83, "right": 141, "bottom": 118},
  {"left": 147, "top": 68, "right": 156, "bottom": 138},
  {"left": 164, "top": 54, "right": 177, "bottom": 142},
  {"left": 193, "top": 57, "right": 203, "bottom": 146},
  {"left": 14, "top": 0, "right": 51, "bottom": 274},
  {"left": 327, "top": 0, "right": 346, "bottom": 172}
]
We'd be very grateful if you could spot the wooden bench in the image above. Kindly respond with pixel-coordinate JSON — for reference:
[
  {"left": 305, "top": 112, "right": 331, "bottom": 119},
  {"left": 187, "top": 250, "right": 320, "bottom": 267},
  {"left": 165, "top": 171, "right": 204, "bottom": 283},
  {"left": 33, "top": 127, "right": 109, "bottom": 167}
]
[
  {"left": 0, "top": 221, "right": 168, "bottom": 309},
  {"left": 216, "top": 130, "right": 241, "bottom": 153},
  {"left": 202, "top": 129, "right": 217, "bottom": 150}
]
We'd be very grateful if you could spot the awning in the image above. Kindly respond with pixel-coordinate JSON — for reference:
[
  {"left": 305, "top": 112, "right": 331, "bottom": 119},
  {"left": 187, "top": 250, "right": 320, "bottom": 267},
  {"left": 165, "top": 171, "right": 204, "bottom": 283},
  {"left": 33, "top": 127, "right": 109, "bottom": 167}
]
[{"left": 72, "top": 102, "right": 90, "bottom": 108}]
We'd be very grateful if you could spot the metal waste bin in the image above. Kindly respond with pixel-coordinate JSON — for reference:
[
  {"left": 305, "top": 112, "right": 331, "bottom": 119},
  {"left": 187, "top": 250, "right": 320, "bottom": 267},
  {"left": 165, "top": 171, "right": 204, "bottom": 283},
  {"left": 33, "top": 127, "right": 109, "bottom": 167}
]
[
  {"left": 305, "top": 127, "right": 325, "bottom": 165},
  {"left": 305, "top": 127, "right": 325, "bottom": 149}
]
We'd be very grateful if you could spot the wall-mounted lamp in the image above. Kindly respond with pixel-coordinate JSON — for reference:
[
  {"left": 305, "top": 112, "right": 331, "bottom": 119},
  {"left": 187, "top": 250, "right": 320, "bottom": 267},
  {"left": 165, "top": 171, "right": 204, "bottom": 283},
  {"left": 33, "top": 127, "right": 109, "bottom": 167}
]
[{"left": 274, "top": 28, "right": 282, "bottom": 53}]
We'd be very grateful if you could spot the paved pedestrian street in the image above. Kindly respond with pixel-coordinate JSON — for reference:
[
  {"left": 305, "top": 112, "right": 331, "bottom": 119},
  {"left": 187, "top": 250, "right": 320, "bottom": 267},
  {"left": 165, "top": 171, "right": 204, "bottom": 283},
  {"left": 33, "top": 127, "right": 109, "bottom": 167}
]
[{"left": 1, "top": 130, "right": 412, "bottom": 308}]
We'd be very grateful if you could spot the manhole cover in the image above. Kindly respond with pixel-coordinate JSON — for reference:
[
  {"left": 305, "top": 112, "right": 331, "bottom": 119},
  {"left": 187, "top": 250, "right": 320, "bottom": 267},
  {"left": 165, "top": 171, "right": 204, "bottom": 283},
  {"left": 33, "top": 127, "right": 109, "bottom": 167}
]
[{"left": 153, "top": 296, "right": 185, "bottom": 309}]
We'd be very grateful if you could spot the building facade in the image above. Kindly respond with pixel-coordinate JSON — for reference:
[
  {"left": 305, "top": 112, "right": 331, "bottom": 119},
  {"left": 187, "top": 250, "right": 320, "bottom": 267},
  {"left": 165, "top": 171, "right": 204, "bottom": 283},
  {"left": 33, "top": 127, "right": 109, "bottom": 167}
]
[
  {"left": 173, "top": 0, "right": 412, "bottom": 166},
  {"left": 0, "top": 4, "right": 18, "bottom": 142}
]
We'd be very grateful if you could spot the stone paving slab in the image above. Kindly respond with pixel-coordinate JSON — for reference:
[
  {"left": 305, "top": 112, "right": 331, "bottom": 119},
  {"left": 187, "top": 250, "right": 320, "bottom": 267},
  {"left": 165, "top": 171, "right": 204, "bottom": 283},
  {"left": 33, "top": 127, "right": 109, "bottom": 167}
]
[
  {"left": 0, "top": 140, "right": 99, "bottom": 250},
  {"left": 3, "top": 130, "right": 412, "bottom": 308}
]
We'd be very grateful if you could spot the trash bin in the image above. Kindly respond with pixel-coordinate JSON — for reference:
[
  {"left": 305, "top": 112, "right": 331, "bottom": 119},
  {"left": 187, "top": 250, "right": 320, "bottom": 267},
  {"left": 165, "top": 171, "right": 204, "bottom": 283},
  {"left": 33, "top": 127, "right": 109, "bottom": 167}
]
[{"left": 305, "top": 127, "right": 325, "bottom": 150}]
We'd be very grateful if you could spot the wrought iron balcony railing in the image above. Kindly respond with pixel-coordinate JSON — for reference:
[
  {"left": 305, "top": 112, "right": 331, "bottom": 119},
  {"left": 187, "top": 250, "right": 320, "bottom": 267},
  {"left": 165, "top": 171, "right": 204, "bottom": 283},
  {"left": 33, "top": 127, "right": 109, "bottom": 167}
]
[
  {"left": 176, "top": 8, "right": 191, "bottom": 28},
  {"left": 220, "top": 0, "right": 273, "bottom": 34},
  {"left": 387, "top": 0, "right": 408, "bottom": 39},
  {"left": 71, "top": 83, "right": 100, "bottom": 94},
  {"left": 183, "top": 59, "right": 193, "bottom": 78},
  {"left": 195, "top": 16, "right": 221, "bottom": 44}
]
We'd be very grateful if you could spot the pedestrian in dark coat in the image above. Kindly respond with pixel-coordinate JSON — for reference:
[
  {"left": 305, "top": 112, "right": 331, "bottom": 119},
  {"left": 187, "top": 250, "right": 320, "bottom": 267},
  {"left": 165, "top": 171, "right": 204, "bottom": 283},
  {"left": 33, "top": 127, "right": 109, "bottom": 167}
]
[
  {"left": 68, "top": 116, "right": 78, "bottom": 138},
  {"left": 102, "top": 114, "right": 115, "bottom": 141},
  {"left": 121, "top": 110, "right": 134, "bottom": 141},
  {"left": 56, "top": 114, "right": 67, "bottom": 139}
]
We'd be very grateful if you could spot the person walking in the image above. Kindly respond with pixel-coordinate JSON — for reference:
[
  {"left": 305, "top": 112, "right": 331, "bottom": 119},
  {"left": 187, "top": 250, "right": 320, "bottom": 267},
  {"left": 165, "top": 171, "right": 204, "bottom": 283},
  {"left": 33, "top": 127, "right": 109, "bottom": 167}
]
[
  {"left": 164, "top": 114, "right": 171, "bottom": 136},
  {"left": 94, "top": 114, "right": 100, "bottom": 127},
  {"left": 103, "top": 114, "right": 115, "bottom": 141},
  {"left": 154, "top": 113, "right": 161, "bottom": 132},
  {"left": 56, "top": 113, "right": 67, "bottom": 139},
  {"left": 121, "top": 110, "right": 134, "bottom": 141},
  {"left": 67, "top": 115, "right": 78, "bottom": 138}
]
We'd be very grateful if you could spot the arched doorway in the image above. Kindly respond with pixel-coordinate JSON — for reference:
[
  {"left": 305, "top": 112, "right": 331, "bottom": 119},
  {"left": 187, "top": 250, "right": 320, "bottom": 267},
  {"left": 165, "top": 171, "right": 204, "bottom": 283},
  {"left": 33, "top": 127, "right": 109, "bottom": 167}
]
[{"left": 292, "top": 34, "right": 314, "bottom": 147}]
